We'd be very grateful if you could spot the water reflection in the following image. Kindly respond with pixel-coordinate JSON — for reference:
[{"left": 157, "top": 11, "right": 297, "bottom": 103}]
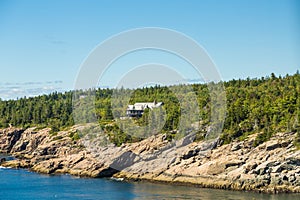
[
  {"left": 131, "top": 181, "right": 300, "bottom": 200},
  {"left": 0, "top": 167, "right": 299, "bottom": 200}
]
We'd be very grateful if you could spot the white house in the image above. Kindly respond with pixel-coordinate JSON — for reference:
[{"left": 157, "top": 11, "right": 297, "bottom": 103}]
[{"left": 126, "top": 101, "right": 163, "bottom": 117}]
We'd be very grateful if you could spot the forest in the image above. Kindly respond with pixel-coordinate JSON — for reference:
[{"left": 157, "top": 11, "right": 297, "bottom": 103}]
[{"left": 0, "top": 72, "right": 299, "bottom": 147}]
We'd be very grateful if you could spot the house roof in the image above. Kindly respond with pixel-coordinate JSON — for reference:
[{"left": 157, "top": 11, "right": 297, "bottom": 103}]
[{"left": 127, "top": 101, "right": 163, "bottom": 111}]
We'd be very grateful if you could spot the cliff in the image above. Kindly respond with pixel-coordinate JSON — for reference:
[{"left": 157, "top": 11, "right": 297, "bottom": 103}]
[{"left": 1, "top": 126, "right": 300, "bottom": 193}]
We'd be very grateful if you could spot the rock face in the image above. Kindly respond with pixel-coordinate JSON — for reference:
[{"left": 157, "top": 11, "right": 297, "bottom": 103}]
[
  {"left": 113, "top": 132, "right": 300, "bottom": 193},
  {"left": 0, "top": 128, "right": 24, "bottom": 153},
  {"left": 0, "top": 126, "right": 109, "bottom": 177},
  {"left": 1, "top": 126, "right": 300, "bottom": 193}
]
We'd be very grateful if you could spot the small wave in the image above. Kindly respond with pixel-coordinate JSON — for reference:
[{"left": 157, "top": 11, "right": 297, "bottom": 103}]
[
  {"left": 0, "top": 166, "right": 11, "bottom": 169},
  {"left": 110, "top": 177, "right": 124, "bottom": 182}
]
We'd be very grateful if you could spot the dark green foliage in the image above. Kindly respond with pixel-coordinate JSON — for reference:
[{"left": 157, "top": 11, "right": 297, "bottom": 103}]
[
  {"left": 253, "top": 130, "right": 273, "bottom": 147},
  {"left": 293, "top": 133, "right": 300, "bottom": 149},
  {"left": 0, "top": 72, "right": 299, "bottom": 146},
  {"left": 0, "top": 92, "right": 74, "bottom": 130},
  {"left": 222, "top": 73, "right": 299, "bottom": 144},
  {"left": 71, "top": 132, "right": 81, "bottom": 141},
  {"left": 52, "top": 135, "right": 63, "bottom": 141}
]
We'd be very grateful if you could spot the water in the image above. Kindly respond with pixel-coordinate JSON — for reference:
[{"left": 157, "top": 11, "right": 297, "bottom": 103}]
[{"left": 0, "top": 167, "right": 299, "bottom": 200}]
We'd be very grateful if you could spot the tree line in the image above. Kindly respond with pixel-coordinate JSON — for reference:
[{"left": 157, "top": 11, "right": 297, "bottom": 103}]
[{"left": 0, "top": 72, "right": 299, "bottom": 146}]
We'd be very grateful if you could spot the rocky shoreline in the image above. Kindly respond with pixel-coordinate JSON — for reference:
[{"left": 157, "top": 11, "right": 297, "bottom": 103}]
[{"left": 1, "top": 126, "right": 300, "bottom": 193}]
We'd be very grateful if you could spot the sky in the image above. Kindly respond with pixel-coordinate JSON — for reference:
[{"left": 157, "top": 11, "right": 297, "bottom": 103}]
[{"left": 0, "top": 0, "right": 299, "bottom": 99}]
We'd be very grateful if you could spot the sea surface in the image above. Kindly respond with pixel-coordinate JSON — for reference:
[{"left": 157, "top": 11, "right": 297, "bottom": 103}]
[{"left": 0, "top": 167, "right": 300, "bottom": 200}]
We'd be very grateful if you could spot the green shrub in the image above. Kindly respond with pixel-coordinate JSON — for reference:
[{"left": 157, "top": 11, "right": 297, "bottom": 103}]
[{"left": 253, "top": 130, "right": 272, "bottom": 147}]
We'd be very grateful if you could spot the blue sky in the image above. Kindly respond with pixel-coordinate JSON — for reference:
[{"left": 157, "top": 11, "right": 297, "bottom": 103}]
[{"left": 0, "top": 0, "right": 299, "bottom": 99}]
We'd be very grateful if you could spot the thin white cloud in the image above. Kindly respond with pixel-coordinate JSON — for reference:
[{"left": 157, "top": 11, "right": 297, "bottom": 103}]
[{"left": 0, "top": 81, "right": 63, "bottom": 100}]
